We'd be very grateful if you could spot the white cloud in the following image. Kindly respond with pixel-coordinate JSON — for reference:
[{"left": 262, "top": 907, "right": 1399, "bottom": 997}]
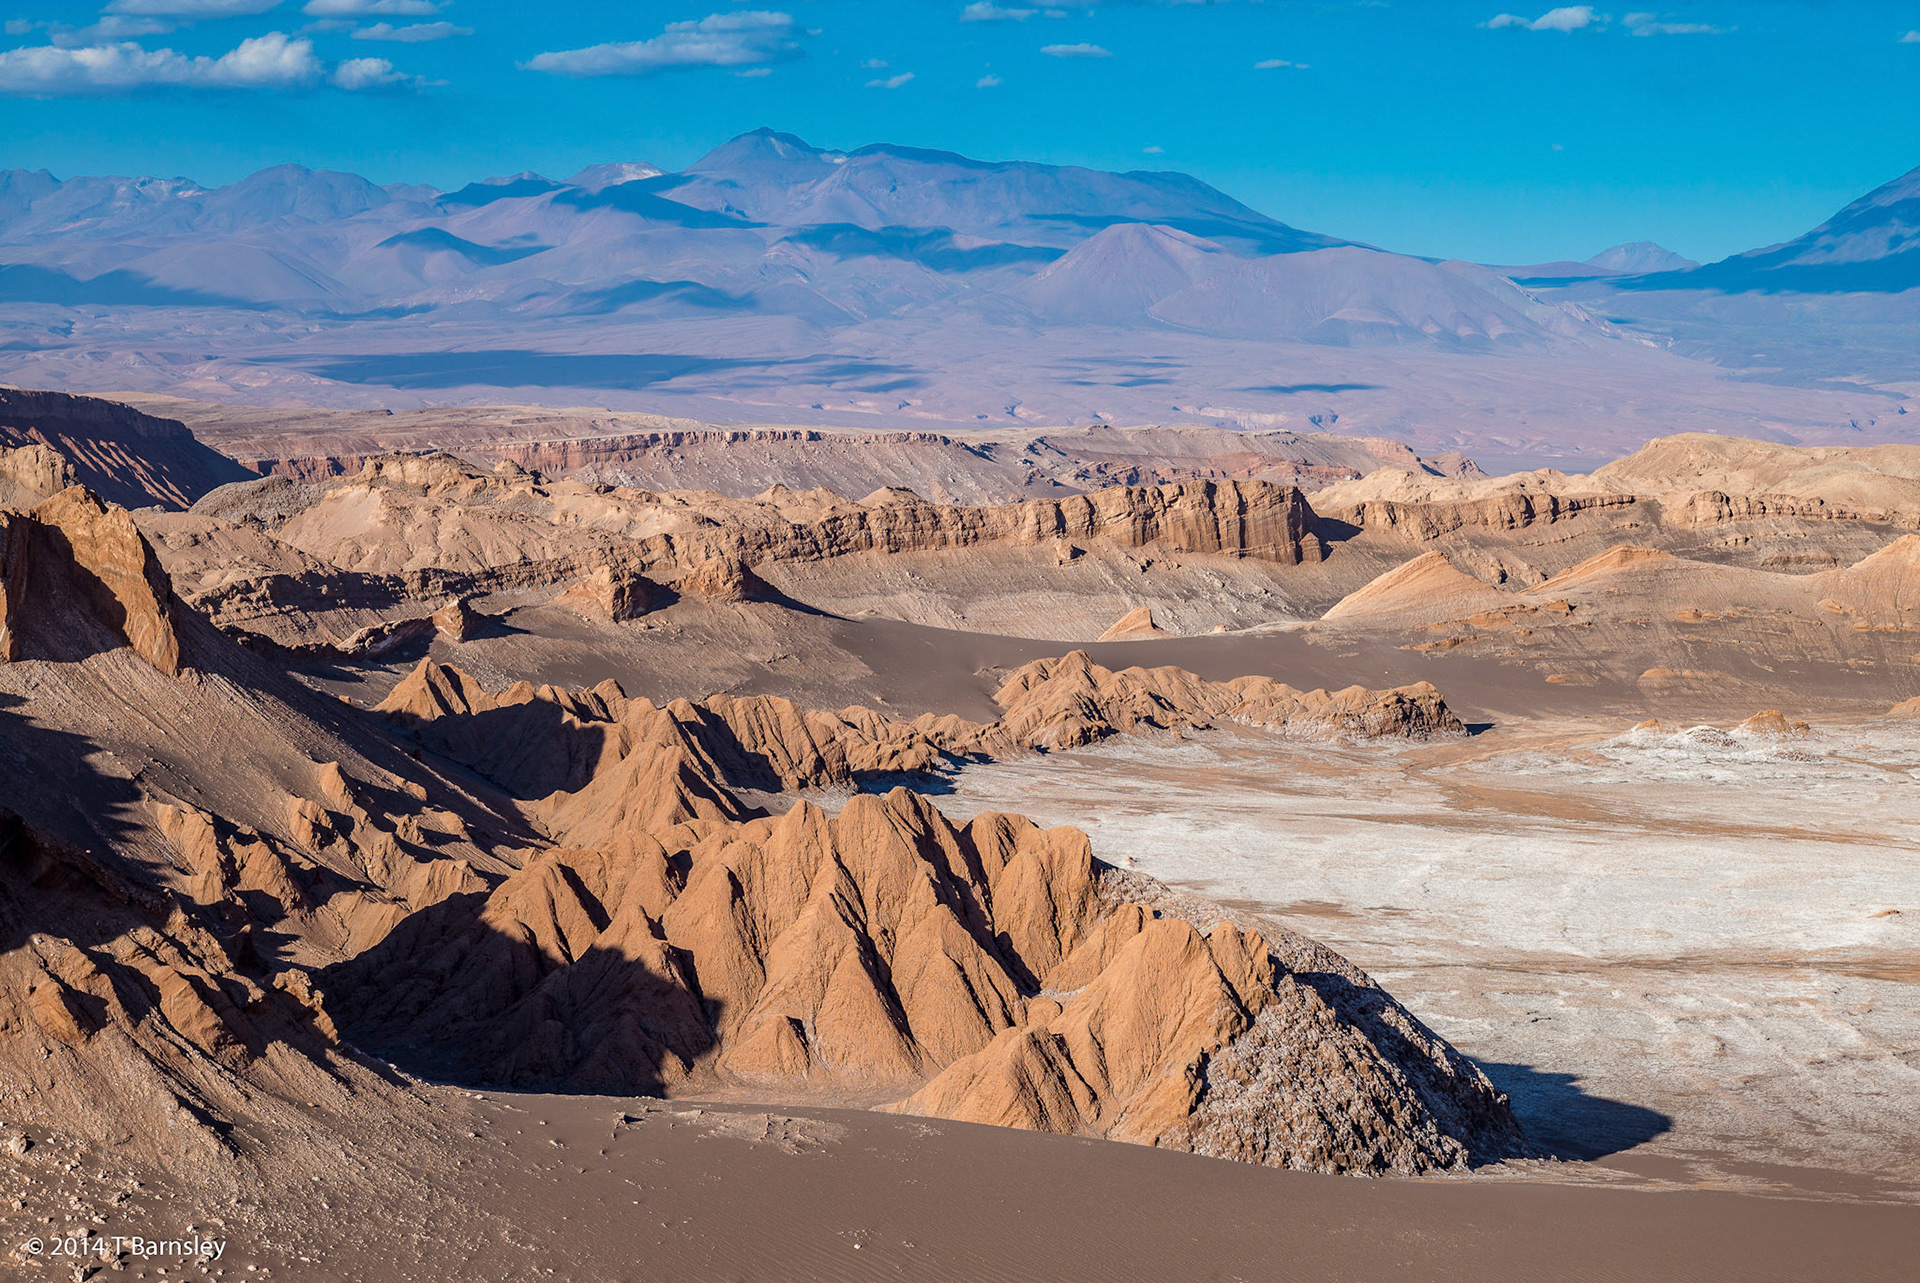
[
  {"left": 1041, "top": 42, "right": 1110, "bottom": 57},
  {"left": 961, "top": 3, "right": 1035, "bottom": 20},
  {"left": 975, "top": 72, "right": 1001, "bottom": 87},
  {"left": 303, "top": 0, "right": 439, "bottom": 14},
  {"left": 1624, "top": 12, "right": 1725, "bottom": 35},
  {"left": 1484, "top": 6, "right": 1598, "bottom": 32},
  {"left": 353, "top": 20, "right": 468, "bottom": 41},
  {"left": 525, "top": 11, "right": 800, "bottom": 77},
  {"left": 1901, "top": 30, "right": 1920, "bottom": 44},
  {"left": 331, "top": 53, "right": 418, "bottom": 88},
  {"left": 733, "top": 66, "right": 771, "bottom": 77},
  {"left": 866, "top": 70, "right": 913, "bottom": 88},
  {"left": 0, "top": 30, "right": 324, "bottom": 94},
  {"left": 1142, "top": 145, "right": 1163, "bottom": 154},
  {"left": 860, "top": 57, "right": 888, "bottom": 68},
  {"left": 1254, "top": 57, "right": 1305, "bottom": 69}
]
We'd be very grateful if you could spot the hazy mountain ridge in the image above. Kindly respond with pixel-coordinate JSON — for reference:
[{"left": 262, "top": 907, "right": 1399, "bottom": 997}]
[
  {"left": 0, "top": 130, "right": 1574, "bottom": 344},
  {"left": 1618, "top": 165, "right": 1920, "bottom": 295},
  {"left": 0, "top": 134, "right": 1913, "bottom": 465}
]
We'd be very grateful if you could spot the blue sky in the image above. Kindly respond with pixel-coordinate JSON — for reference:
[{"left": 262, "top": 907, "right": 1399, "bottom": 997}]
[{"left": 2, "top": 1, "right": 1917, "bottom": 264}]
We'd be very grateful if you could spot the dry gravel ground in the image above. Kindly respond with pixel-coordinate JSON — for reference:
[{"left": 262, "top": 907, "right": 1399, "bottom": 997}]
[{"left": 933, "top": 716, "right": 1920, "bottom": 1197}]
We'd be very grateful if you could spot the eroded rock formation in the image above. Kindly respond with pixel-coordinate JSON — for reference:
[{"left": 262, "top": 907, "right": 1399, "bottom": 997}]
[
  {"left": 335, "top": 660, "right": 1517, "bottom": 1173},
  {"left": 0, "top": 475, "right": 181, "bottom": 671}
]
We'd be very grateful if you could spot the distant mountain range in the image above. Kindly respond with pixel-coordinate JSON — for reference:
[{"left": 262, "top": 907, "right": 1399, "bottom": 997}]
[
  {"left": 1619, "top": 166, "right": 1920, "bottom": 295},
  {"left": 0, "top": 129, "right": 1913, "bottom": 466}
]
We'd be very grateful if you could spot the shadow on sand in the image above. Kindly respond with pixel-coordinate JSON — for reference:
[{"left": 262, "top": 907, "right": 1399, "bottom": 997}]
[{"left": 1477, "top": 1061, "right": 1672, "bottom": 1160}]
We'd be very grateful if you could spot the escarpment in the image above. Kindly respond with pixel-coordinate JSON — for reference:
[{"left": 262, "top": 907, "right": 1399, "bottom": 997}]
[
  {"left": 145, "top": 454, "right": 1338, "bottom": 650},
  {"left": 1324, "top": 489, "right": 1643, "bottom": 541},
  {"left": 0, "top": 387, "right": 254, "bottom": 510},
  {"left": 198, "top": 454, "right": 1328, "bottom": 574}
]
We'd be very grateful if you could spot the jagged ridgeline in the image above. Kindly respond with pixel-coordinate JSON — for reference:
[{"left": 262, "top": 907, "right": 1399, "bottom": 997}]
[{"left": 0, "top": 430, "right": 1523, "bottom": 1184}]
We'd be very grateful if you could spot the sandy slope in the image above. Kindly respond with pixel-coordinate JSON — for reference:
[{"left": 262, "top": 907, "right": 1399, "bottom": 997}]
[{"left": 8, "top": 1090, "right": 1915, "bottom": 1282}]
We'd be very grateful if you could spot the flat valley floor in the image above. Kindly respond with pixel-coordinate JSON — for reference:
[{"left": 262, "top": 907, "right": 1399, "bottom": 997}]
[{"left": 937, "top": 717, "right": 1920, "bottom": 1198}]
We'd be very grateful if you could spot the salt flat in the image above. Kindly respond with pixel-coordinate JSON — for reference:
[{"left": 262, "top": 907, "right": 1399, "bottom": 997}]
[{"left": 933, "top": 718, "right": 1920, "bottom": 1195}]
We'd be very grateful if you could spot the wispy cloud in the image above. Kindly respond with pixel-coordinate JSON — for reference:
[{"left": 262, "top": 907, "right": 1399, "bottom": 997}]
[
  {"left": 865, "top": 70, "right": 914, "bottom": 88},
  {"left": 303, "top": 0, "right": 441, "bottom": 14},
  {"left": 961, "top": 3, "right": 1035, "bottom": 20},
  {"left": 1041, "top": 42, "right": 1110, "bottom": 57},
  {"left": 104, "top": 0, "right": 280, "bottom": 15},
  {"left": 0, "top": 31, "right": 329, "bottom": 94},
  {"left": 45, "top": 16, "right": 176, "bottom": 47},
  {"left": 1624, "top": 12, "right": 1726, "bottom": 36},
  {"left": 1484, "top": 6, "right": 1599, "bottom": 32},
  {"left": 1254, "top": 57, "right": 1306, "bottom": 69},
  {"left": 525, "top": 11, "right": 800, "bottom": 78},
  {"left": 1901, "top": 30, "right": 1920, "bottom": 44},
  {"left": 353, "top": 20, "right": 467, "bottom": 41},
  {"left": 976, "top": 72, "right": 1001, "bottom": 86},
  {"left": 1142, "top": 145, "right": 1163, "bottom": 154}
]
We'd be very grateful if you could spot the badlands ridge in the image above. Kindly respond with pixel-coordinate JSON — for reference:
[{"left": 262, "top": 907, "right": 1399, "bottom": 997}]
[{"left": 4, "top": 387, "right": 1920, "bottom": 1239}]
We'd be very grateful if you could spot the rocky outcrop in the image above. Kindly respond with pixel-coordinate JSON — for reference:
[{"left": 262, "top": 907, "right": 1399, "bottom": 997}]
[
  {"left": 1097, "top": 606, "right": 1166, "bottom": 641},
  {"left": 560, "top": 564, "right": 664, "bottom": 620},
  {"left": 14, "top": 485, "right": 181, "bottom": 673},
  {"left": 675, "top": 555, "right": 775, "bottom": 603},
  {"left": 375, "top": 659, "right": 947, "bottom": 801},
  {"left": 979, "top": 651, "right": 1464, "bottom": 749},
  {"left": 1672, "top": 490, "right": 1916, "bottom": 529},
  {"left": 892, "top": 901, "right": 1516, "bottom": 1173},
  {"left": 0, "top": 442, "right": 77, "bottom": 507},
  {"left": 0, "top": 511, "right": 25, "bottom": 660},
  {"left": 431, "top": 596, "right": 481, "bottom": 641}
]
